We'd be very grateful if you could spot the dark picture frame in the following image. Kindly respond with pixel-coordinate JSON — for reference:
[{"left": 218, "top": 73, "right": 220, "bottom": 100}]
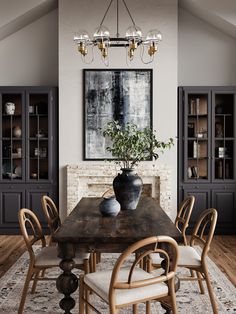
[{"left": 83, "top": 69, "right": 153, "bottom": 160}]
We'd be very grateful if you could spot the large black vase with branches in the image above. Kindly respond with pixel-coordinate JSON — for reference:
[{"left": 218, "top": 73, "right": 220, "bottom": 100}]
[{"left": 113, "top": 168, "right": 143, "bottom": 210}]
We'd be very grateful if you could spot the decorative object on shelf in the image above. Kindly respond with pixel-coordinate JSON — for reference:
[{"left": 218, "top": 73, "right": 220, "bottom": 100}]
[
  {"left": 189, "top": 98, "right": 200, "bottom": 115},
  {"left": 102, "top": 121, "right": 174, "bottom": 210},
  {"left": 36, "top": 129, "right": 45, "bottom": 138},
  {"left": 99, "top": 189, "right": 120, "bottom": 216},
  {"left": 16, "top": 148, "right": 22, "bottom": 157},
  {"left": 215, "top": 104, "right": 223, "bottom": 114},
  {"left": 13, "top": 126, "right": 21, "bottom": 138},
  {"left": 31, "top": 172, "right": 38, "bottom": 179},
  {"left": 29, "top": 105, "right": 34, "bottom": 114},
  {"left": 191, "top": 166, "right": 198, "bottom": 178},
  {"left": 187, "top": 167, "right": 192, "bottom": 178},
  {"left": 73, "top": 0, "right": 162, "bottom": 65},
  {"left": 3, "top": 145, "right": 11, "bottom": 158},
  {"left": 215, "top": 122, "right": 223, "bottom": 138},
  {"left": 84, "top": 69, "right": 152, "bottom": 159},
  {"left": 217, "top": 147, "right": 225, "bottom": 158},
  {"left": 5, "top": 102, "right": 15, "bottom": 115},
  {"left": 188, "top": 123, "right": 195, "bottom": 137},
  {"left": 6, "top": 172, "right": 17, "bottom": 179},
  {"left": 14, "top": 166, "right": 22, "bottom": 177}
]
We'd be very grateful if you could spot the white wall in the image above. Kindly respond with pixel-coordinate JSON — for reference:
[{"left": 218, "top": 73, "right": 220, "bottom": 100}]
[
  {"left": 178, "top": 8, "right": 236, "bottom": 85},
  {"left": 59, "top": 0, "right": 178, "bottom": 220},
  {"left": 0, "top": 9, "right": 58, "bottom": 86}
]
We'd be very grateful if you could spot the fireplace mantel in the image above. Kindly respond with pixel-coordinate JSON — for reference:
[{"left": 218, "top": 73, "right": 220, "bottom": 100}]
[{"left": 67, "top": 163, "right": 172, "bottom": 216}]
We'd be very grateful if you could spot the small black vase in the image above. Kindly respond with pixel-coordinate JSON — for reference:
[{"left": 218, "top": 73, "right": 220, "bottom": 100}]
[{"left": 113, "top": 168, "right": 143, "bottom": 210}]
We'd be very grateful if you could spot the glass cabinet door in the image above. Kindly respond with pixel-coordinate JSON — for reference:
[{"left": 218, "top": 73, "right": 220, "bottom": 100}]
[
  {"left": 213, "top": 92, "right": 234, "bottom": 181},
  {"left": 27, "top": 92, "right": 51, "bottom": 181},
  {"left": 1, "top": 92, "right": 24, "bottom": 181},
  {"left": 184, "top": 91, "right": 211, "bottom": 182}
]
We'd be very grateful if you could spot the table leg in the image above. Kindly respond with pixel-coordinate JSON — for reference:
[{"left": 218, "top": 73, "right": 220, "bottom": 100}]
[{"left": 56, "top": 258, "right": 78, "bottom": 314}]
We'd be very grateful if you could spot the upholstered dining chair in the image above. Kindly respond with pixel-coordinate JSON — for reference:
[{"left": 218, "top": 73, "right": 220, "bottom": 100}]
[
  {"left": 177, "top": 208, "right": 218, "bottom": 314},
  {"left": 79, "top": 236, "right": 179, "bottom": 314},
  {"left": 151, "top": 195, "right": 195, "bottom": 269},
  {"left": 18, "top": 208, "right": 90, "bottom": 314}
]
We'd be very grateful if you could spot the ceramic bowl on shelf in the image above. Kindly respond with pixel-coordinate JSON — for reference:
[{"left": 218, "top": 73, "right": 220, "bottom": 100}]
[{"left": 6, "top": 172, "right": 18, "bottom": 179}]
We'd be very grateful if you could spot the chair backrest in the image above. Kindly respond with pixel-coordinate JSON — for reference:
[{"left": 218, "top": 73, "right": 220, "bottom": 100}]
[
  {"left": 18, "top": 208, "right": 46, "bottom": 263},
  {"left": 190, "top": 208, "right": 218, "bottom": 261},
  {"left": 175, "top": 195, "right": 195, "bottom": 245},
  {"left": 109, "top": 236, "right": 179, "bottom": 309},
  {"left": 41, "top": 196, "right": 61, "bottom": 243}
]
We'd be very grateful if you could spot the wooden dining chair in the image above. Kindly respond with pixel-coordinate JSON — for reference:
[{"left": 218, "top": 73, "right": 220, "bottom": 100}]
[
  {"left": 41, "top": 195, "right": 61, "bottom": 245},
  {"left": 79, "top": 236, "right": 179, "bottom": 314},
  {"left": 18, "top": 208, "right": 90, "bottom": 314},
  {"left": 151, "top": 195, "right": 195, "bottom": 269},
  {"left": 175, "top": 195, "right": 195, "bottom": 245},
  {"left": 41, "top": 195, "right": 97, "bottom": 272},
  {"left": 177, "top": 208, "right": 218, "bottom": 314}
]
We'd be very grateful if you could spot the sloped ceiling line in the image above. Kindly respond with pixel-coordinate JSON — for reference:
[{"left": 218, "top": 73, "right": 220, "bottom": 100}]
[{"left": 0, "top": 0, "right": 58, "bottom": 42}]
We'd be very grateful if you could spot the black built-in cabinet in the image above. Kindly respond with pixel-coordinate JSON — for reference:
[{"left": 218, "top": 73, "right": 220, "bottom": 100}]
[
  {"left": 0, "top": 87, "right": 58, "bottom": 234},
  {"left": 178, "top": 87, "right": 236, "bottom": 234}
]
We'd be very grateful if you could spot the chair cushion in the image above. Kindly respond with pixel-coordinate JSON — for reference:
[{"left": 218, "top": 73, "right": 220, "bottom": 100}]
[
  {"left": 177, "top": 246, "right": 201, "bottom": 267},
  {"left": 35, "top": 246, "right": 90, "bottom": 267},
  {"left": 84, "top": 266, "right": 169, "bottom": 306}
]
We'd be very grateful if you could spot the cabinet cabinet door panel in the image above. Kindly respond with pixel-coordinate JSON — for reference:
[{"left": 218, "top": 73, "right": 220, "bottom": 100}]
[
  {"left": 183, "top": 188, "right": 210, "bottom": 227},
  {"left": 212, "top": 190, "right": 236, "bottom": 227},
  {"left": 26, "top": 187, "right": 54, "bottom": 227},
  {"left": 0, "top": 190, "right": 25, "bottom": 226}
]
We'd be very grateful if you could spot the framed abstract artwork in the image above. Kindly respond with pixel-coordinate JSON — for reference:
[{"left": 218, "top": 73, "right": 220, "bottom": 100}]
[{"left": 83, "top": 69, "right": 153, "bottom": 160}]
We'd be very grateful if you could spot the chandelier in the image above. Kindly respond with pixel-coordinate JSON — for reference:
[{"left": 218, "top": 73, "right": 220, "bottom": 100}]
[{"left": 73, "top": 0, "right": 162, "bottom": 66}]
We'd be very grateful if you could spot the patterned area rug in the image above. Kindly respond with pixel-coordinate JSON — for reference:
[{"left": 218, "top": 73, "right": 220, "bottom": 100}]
[{"left": 0, "top": 249, "right": 235, "bottom": 313}]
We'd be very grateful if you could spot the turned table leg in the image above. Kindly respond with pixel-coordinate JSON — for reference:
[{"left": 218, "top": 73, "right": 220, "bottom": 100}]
[{"left": 56, "top": 244, "right": 78, "bottom": 314}]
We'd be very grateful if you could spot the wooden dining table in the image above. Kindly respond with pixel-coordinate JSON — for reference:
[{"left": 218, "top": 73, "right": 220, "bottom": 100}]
[{"left": 52, "top": 196, "right": 183, "bottom": 313}]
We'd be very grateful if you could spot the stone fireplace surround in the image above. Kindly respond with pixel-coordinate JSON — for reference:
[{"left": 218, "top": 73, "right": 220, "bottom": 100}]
[{"left": 67, "top": 163, "right": 172, "bottom": 217}]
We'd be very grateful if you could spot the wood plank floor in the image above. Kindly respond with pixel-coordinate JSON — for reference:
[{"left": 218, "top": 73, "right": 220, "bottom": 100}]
[{"left": 0, "top": 235, "right": 236, "bottom": 287}]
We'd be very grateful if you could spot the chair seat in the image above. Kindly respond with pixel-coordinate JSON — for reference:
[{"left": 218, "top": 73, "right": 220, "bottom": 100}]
[
  {"left": 35, "top": 246, "right": 90, "bottom": 267},
  {"left": 84, "top": 266, "right": 168, "bottom": 306},
  {"left": 177, "top": 246, "right": 201, "bottom": 267}
]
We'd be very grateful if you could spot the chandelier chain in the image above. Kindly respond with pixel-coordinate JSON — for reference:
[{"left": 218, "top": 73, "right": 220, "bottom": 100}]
[
  {"left": 122, "top": 0, "right": 136, "bottom": 27},
  {"left": 98, "top": 0, "right": 114, "bottom": 32}
]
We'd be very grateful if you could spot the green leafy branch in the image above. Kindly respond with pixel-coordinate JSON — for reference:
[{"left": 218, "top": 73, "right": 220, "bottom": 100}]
[{"left": 102, "top": 121, "right": 174, "bottom": 169}]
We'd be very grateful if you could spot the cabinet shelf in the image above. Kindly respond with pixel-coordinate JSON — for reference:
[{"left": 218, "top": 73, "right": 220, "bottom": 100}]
[
  {"left": 215, "top": 113, "right": 232, "bottom": 117},
  {"left": 188, "top": 157, "right": 208, "bottom": 160},
  {"left": 2, "top": 114, "right": 22, "bottom": 117},
  {"left": 188, "top": 138, "right": 208, "bottom": 140},
  {"left": 29, "top": 137, "right": 48, "bottom": 140},
  {"left": 29, "top": 114, "right": 48, "bottom": 117},
  {"left": 188, "top": 114, "right": 208, "bottom": 117}
]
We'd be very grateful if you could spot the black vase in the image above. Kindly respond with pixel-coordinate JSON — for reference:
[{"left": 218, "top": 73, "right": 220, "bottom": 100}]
[{"left": 113, "top": 168, "right": 143, "bottom": 210}]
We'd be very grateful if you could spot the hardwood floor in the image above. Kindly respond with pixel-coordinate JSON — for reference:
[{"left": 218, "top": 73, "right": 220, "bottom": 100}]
[{"left": 0, "top": 235, "right": 235, "bottom": 287}]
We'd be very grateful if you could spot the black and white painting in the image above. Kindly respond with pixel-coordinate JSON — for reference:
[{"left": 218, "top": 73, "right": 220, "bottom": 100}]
[{"left": 84, "top": 69, "right": 152, "bottom": 159}]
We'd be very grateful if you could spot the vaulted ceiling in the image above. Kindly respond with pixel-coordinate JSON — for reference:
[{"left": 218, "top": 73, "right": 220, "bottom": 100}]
[
  {"left": 180, "top": 0, "right": 236, "bottom": 39},
  {"left": 0, "top": 0, "right": 236, "bottom": 42}
]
